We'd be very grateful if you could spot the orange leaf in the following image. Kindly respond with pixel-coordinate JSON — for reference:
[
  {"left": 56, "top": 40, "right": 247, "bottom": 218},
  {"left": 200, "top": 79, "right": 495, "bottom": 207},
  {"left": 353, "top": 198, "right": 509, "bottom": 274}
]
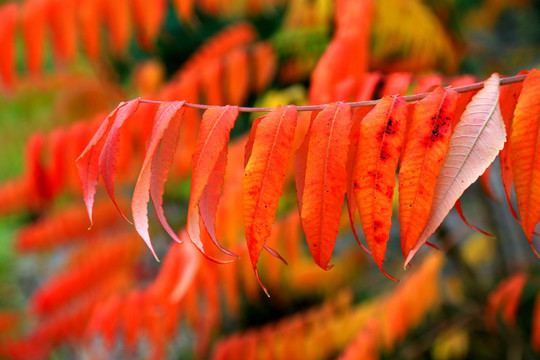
[
  {"left": 187, "top": 106, "right": 239, "bottom": 263},
  {"left": 172, "top": 0, "right": 194, "bottom": 23},
  {"left": 500, "top": 71, "right": 527, "bottom": 220},
  {"left": 300, "top": 103, "right": 352, "bottom": 270},
  {"left": 412, "top": 74, "right": 443, "bottom": 94},
  {"left": 380, "top": 72, "right": 412, "bottom": 96},
  {"left": 103, "top": 0, "right": 131, "bottom": 53},
  {"left": 485, "top": 272, "right": 527, "bottom": 330},
  {"left": 252, "top": 43, "right": 276, "bottom": 93},
  {"left": 346, "top": 107, "right": 373, "bottom": 254},
  {"left": 399, "top": 87, "right": 459, "bottom": 259},
  {"left": 21, "top": 0, "right": 46, "bottom": 75},
  {"left": 99, "top": 98, "right": 140, "bottom": 222},
  {"left": 132, "top": 101, "right": 185, "bottom": 259},
  {"left": 130, "top": 0, "right": 165, "bottom": 48},
  {"left": 78, "top": 0, "right": 101, "bottom": 60},
  {"left": 48, "top": 0, "right": 77, "bottom": 64},
  {"left": 0, "top": 3, "right": 17, "bottom": 91},
  {"left": 244, "top": 105, "right": 298, "bottom": 293},
  {"left": 511, "top": 68, "right": 540, "bottom": 250},
  {"left": 202, "top": 59, "right": 224, "bottom": 106},
  {"left": 354, "top": 96, "right": 407, "bottom": 277},
  {"left": 225, "top": 48, "right": 249, "bottom": 105}
]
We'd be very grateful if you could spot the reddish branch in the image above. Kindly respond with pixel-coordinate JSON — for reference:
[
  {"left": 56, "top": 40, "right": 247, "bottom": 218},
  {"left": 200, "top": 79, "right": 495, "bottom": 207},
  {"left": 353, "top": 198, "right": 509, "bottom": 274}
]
[{"left": 139, "top": 74, "right": 527, "bottom": 112}]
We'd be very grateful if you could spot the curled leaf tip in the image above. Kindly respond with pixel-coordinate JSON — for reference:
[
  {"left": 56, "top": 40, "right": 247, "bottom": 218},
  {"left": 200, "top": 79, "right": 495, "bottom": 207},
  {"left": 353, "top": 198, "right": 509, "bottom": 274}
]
[
  {"left": 254, "top": 268, "right": 270, "bottom": 297},
  {"left": 263, "top": 245, "right": 288, "bottom": 265},
  {"left": 455, "top": 199, "right": 493, "bottom": 237},
  {"left": 530, "top": 241, "right": 540, "bottom": 260},
  {"left": 381, "top": 268, "right": 399, "bottom": 282}
]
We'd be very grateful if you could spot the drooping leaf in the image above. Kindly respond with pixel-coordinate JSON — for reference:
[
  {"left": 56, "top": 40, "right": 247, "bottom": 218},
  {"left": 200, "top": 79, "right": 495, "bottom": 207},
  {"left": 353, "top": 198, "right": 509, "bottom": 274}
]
[
  {"left": 252, "top": 43, "right": 276, "bottom": 93},
  {"left": 499, "top": 71, "right": 527, "bottom": 220},
  {"left": 225, "top": 48, "right": 249, "bottom": 105},
  {"left": 355, "top": 73, "right": 382, "bottom": 101},
  {"left": 48, "top": 0, "right": 77, "bottom": 64},
  {"left": 99, "top": 98, "right": 140, "bottom": 221},
  {"left": 243, "top": 105, "right": 298, "bottom": 293},
  {"left": 78, "top": 0, "right": 101, "bottom": 60},
  {"left": 510, "top": 69, "right": 540, "bottom": 252},
  {"left": 0, "top": 3, "right": 17, "bottom": 91},
  {"left": 399, "top": 87, "right": 459, "bottom": 260},
  {"left": 346, "top": 107, "right": 373, "bottom": 254},
  {"left": 485, "top": 272, "right": 527, "bottom": 330},
  {"left": 172, "top": 0, "right": 194, "bottom": 23},
  {"left": 21, "top": 0, "right": 46, "bottom": 75},
  {"left": 132, "top": 101, "right": 184, "bottom": 260},
  {"left": 406, "top": 73, "right": 506, "bottom": 265},
  {"left": 103, "top": 0, "right": 131, "bottom": 53},
  {"left": 354, "top": 96, "right": 407, "bottom": 277},
  {"left": 299, "top": 103, "right": 352, "bottom": 270},
  {"left": 380, "top": 72, "right": 412, "bottom": 96},
  {"left": 130, "top": 0, "right": 166, "bottom": 48},
  {"left": 187, "top": 106, "right": 239, "bottom": 263},
  {"left": 76, "top": 101, "right": 135, "bottom": 225}
]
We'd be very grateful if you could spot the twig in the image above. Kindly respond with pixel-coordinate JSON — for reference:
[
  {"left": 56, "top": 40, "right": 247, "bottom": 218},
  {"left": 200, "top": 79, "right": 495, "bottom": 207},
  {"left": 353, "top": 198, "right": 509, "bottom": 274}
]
[{"left": 139, "top": 74, "right": 527, "bottom": 112}]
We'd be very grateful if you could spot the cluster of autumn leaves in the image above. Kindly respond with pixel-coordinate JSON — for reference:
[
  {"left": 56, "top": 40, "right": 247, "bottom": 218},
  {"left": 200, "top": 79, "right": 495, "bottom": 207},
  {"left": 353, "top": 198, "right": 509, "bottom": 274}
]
[
  {"left": 0, "top": 0, "right": 282, "bottom": 91},
  {"left": 78, "top": 69, "right": 540, "bottom": 289}
]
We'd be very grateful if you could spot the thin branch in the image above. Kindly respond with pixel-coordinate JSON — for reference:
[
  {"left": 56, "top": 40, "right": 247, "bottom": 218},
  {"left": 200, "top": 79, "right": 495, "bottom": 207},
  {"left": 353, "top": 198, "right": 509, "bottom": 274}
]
[{"left": 139, "top": 74, "right": 527, "bottom": 112}]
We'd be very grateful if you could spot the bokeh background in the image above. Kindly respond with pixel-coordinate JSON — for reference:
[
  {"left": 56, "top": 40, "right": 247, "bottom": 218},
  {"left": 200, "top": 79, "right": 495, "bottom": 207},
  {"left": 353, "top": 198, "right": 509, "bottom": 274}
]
[{"left": 1, "top": 0, "right": 540, "bottom": 359}]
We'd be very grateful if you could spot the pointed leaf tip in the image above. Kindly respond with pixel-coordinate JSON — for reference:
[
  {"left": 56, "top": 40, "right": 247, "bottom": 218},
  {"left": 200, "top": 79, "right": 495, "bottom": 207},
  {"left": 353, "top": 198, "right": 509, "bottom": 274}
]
[{"left": 254, "top": 268, "right": 270, "bottom": 298}]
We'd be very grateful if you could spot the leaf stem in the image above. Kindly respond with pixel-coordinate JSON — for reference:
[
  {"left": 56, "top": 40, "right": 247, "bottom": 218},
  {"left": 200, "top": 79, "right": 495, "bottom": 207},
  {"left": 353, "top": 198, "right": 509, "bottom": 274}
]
[{"left": 139, "top": 74, "right": 527, "bottom": 112}]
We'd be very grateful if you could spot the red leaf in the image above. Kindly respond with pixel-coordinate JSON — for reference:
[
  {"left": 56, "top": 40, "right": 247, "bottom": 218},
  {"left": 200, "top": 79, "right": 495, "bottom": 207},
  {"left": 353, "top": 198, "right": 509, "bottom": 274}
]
[
  {"left": 243, "top": 105, "right": 298, "bottom": 293},
  {"left": 76, "top": 101, "right": 136, "bottom": 226},
  {"left": 225, "top": 48, "right": 249, "bottom": 105},
  {"left": 486, "top": 272, "right": 527, "bottom": 330},
  {"left": 132, "top": 101, "right": 185, "bottom": 260},
  {"left": 500, "top": 70, "right": 528, "bottom": 221},
  {"left": 299, "top": 103, "right": 352, "bottom": 270},
  {"left": 0, "top": 3, "right": 17, "bottom": 91},
  {"left": 380, "top": 72, "right": 412, "bottom": 96},
  {"left": 354, "top": 96, "right": 407, "bottom": 278},
  {"left": 510, "top": 69, "right": 540, "bottom": 251},
  {"left": 48, "top": 0, "right": 77, "bottom": 64},
  {"left": 346, "top": 107, "right": 373, "bottom": 254},
  {"left": 252, "top": 43, "right": 276, "bottom": 93},
  {"left": 99, "top": 98, "right": 140, "bottom": 222},
  {"left": 78, "top": 0, "right": 101, "bottom": 60},
  {"left": 21, "top": 0, "right": 47, "bottom": 75},
  {"left": 187, "top": 106, "right": 239, "bottom": 263},
  {"left": 103, "top": 0, "right": 131, "bottom": 53}
]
